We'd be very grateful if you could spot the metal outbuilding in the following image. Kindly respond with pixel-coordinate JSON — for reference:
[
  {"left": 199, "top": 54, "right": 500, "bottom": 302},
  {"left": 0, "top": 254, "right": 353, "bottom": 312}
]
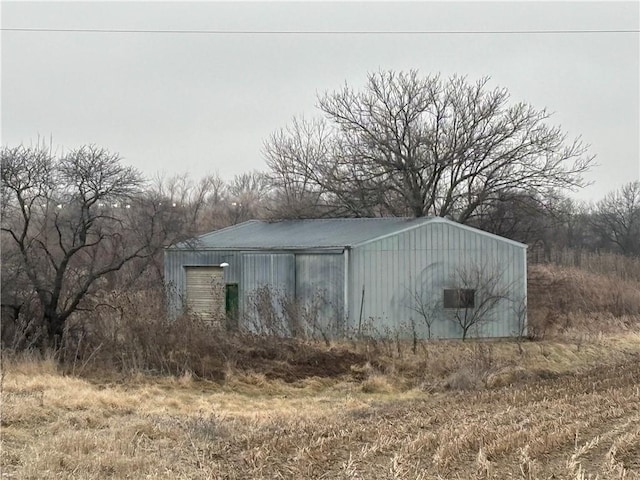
[{"left": 164, "top": 217, "right": 527, "bottom": 339}]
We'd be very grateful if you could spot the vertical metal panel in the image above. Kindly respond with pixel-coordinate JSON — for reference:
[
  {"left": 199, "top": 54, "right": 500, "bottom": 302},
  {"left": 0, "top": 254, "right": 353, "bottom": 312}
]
[
  {"left": 295, "top": 253, "right": 345, "bottom": 337},
  {"left": 349, "top": 221, "right": 527, "bottom": 339},
  {"left": 241, "top": 253, "right": 295, "bottom": 292},
  {"left": 164, "top": 249, "right": 243, "bottom": 318},
  {"left": 343, "top": 248, "right": 350, "bottom": 329},
  {"left": 241, "top": 253, "right": 295, "bottom": 330}
]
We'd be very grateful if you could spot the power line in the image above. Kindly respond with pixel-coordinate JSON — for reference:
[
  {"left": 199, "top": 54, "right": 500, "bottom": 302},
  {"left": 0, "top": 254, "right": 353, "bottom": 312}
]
[{"left": 1, "top": 27, "right": 639, "bottom": 35}]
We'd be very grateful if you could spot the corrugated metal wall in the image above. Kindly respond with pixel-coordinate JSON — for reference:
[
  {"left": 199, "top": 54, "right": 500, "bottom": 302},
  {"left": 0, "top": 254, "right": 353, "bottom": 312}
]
[
  {"left": 241, "top": 253, "right": 295, "bottom": 292},
  {"left": 164, "top": 249, "right": 242, "bottom": 317},
  {"left": 166, "top": 250, "right": 344, "bottom": 333},
  {"left": 348, "top": 222, "right": 526, "bottom": 339},
  {"left": 165, "top": 221, "right": 526, "bottom": 340},
  {"left": 295, "top": 253, "right": 345, "bottom": 337},
  {"left": 241, "top": 253, "right": 295, "bottom": 332},
  {"left": 165, "top": 250, "right": 298, "bottom": 326}
]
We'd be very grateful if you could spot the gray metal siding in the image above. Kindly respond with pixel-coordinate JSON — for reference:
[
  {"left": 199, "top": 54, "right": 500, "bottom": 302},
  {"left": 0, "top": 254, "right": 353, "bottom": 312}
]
[
  {"left": 295, "top": 253, "right": 345, "bottom": 336},
  {"left": 241, "top": 253, "right": 295, "bottom": 292},
  {"left": 241, "top": 252, "right": 295, "bottom": 304},
  {"left": 165, "top": 250, "right": 297, "bottom": 327},
  {"left": 348, "top": 222, "right": 526, "bottom": 339},
  {"left": 164, "top": 250, "right": 242, "bottom": 317},
  {"left": 165, "top": 219, "right": 526, "bottom": 340},
  {"left": 240, "top": 253, "right": 295, "bottom": 331}
]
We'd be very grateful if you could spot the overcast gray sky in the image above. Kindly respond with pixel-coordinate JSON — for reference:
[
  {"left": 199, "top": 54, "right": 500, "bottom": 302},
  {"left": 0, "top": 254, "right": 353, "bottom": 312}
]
[{"left": 2, "top": 1, "right": 638, "bottom": 202}]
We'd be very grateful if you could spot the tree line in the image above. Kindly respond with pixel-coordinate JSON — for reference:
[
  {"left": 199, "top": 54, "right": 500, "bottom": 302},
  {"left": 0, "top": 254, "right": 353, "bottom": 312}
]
[{"left": 2, "top": 70, "right": 638, "bottom": 350}]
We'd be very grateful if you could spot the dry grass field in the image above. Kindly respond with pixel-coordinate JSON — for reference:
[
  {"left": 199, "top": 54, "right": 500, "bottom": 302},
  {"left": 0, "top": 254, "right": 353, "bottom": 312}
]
[
  {"left": 2, "top": 262, "right": 640, "bottom": 479},
  {"left": 2, "top": 333, "right": 640, "bottom": 480}
]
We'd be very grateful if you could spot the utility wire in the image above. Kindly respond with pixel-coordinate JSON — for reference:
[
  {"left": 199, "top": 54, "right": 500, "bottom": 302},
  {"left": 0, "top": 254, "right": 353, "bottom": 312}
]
[{"left": 1, "top": 27, "right": 639, "bottom": 35}]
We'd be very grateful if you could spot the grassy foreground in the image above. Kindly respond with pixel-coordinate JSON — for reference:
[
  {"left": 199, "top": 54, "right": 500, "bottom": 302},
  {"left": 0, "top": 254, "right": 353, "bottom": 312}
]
[{"left": 2, "top": 334, "right": 640, "bottom": 479}]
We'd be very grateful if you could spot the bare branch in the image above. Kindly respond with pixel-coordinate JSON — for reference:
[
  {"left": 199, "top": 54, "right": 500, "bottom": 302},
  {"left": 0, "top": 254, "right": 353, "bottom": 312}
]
[
  {"left": 1, "top": 142, "right": 148, "bottom": 348},
  {"left": 265, "top": 70, "right": 594, "bottom": 223}
]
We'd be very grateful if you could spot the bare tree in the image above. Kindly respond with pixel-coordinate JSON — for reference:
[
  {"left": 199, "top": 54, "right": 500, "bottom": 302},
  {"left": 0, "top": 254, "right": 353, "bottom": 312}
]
[
  {"left": 150, "top": 172, "right": 229, "bottom": 234},
  {"left": 148, "top": 170, "right": 273, "bottom": 232},
  {"left": 591, "top": 181, "right": 640, "bottom": 256},
  {"left": 471, "top": 189, "right": 568, "bottom": 246},
  {"left": 225, "top": 171, "right": 272, "bottom": 224},
  {"left": 265, "top": 70, "right": 594, "bottom": 222},
  {"left": 405, "top": 283, "right": 438, "bottom": 340},
  {"left": 264, "top": 117, "right": 335, "bottom": 218},
  {"left": 1, "top": 233, "right": 40, "bottom": 348},
  {"left": 447, "top": 263, "right": 511, "bottom": 340},
  {"left": 1, "top": 143, "right": 156, "bottom": 349}
]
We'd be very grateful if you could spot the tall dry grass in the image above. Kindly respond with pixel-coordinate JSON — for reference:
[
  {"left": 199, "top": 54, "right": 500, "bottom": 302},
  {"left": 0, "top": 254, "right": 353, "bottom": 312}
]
[
  {"left": 3, "top": 334, "right": 640, "bottom": 479},
  {"left": 46, "top": 288, "right": 368, "bottom": 384},
  {"left": 3, "top": 258, "right": 640, "bottom": 479},
  {"left": 527, "top": 263, "right": 640, "bottom": 339},
  {"left": 2, "top": 257, "right": 636, "bottom": 387},
  {"left": 530, "top": 247, "right": 640, "bottom": 282}
]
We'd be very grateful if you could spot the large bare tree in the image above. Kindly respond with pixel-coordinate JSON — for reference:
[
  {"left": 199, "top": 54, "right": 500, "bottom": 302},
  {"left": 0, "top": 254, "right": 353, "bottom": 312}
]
[
  {"left": 265, "top": 71, "right": 594, "bottom": 222},
  {"left": 1, "top": 144, "right": 154, "bottom": 348},
  {"left": 591, "top": 181, "right": 640, "bottom": 256}
]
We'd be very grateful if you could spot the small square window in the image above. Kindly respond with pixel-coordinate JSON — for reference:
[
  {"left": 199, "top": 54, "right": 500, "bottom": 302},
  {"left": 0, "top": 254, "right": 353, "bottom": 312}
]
[{"left": 444, "top": 289, "right": 475, "bottom": 309}]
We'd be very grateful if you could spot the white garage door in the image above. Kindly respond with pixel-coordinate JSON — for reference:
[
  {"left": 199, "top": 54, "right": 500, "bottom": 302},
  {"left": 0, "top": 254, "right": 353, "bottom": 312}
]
[{"left": 185, "top": 266, "right": 225, "bottom": 324}]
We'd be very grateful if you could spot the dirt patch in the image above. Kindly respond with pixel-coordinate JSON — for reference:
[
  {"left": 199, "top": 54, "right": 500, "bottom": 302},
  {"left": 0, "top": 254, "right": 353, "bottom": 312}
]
[{"left": 237, "top": 343, "right": 368, "bottom": 382}]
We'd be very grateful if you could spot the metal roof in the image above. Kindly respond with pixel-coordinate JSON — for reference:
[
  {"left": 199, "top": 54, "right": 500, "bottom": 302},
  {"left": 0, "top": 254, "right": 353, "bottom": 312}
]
[
  {"left": 170, "top": 217, "right": 528, "bottom": 250},
  {"left": 172, "top": 217, "right": 436, "bottom": 250}
]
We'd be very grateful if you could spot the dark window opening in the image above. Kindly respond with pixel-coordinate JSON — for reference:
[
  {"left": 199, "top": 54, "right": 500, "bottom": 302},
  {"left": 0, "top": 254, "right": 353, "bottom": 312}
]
[{"left": 444, "top": 288, "right": 476, "bottom": 309}]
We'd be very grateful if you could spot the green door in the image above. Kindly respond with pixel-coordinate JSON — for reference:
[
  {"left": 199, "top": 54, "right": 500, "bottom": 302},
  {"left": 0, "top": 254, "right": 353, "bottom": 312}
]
[{"left": 225, "top": 283, "right": 239, "bottom": 330}]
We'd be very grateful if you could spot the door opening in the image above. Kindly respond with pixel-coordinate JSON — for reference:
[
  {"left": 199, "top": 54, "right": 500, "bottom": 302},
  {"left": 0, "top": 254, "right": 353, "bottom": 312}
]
[{"left": 225, "top": 283, "right": 239, "bottom": 330}]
